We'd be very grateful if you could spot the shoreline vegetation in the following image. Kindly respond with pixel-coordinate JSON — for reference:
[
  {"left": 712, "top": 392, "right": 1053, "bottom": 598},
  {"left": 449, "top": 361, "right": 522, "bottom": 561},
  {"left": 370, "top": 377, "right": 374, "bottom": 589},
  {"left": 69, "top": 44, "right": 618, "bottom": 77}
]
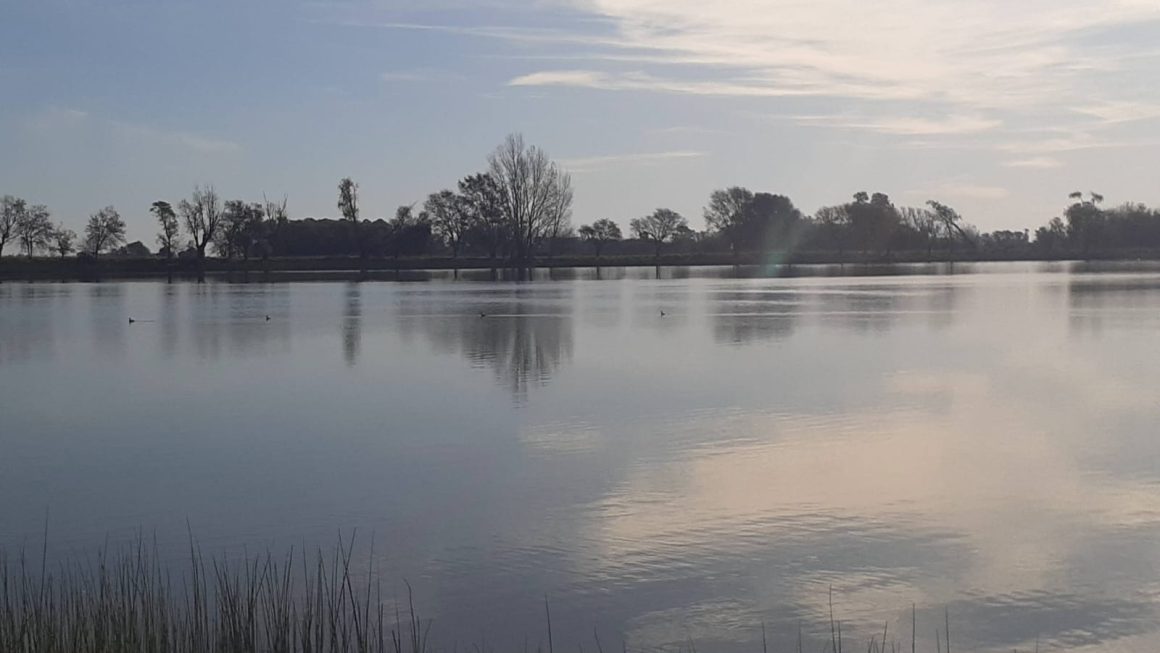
[
  {"left": 3, "top": 249, "right": 1160, "bottom": 282},
  {"left": 3, "top": 135, "right": 1159, "bottom": 283},
  {"left": 1, "top": 538, "right": 955, "bottom": 653}
]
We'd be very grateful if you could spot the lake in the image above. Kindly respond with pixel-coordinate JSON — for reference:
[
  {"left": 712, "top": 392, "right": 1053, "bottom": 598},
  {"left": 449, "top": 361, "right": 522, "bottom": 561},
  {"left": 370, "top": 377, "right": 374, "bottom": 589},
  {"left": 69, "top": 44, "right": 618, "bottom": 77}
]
[{"left": 2, "top": 262, "right": 1160, "bottom": 653}]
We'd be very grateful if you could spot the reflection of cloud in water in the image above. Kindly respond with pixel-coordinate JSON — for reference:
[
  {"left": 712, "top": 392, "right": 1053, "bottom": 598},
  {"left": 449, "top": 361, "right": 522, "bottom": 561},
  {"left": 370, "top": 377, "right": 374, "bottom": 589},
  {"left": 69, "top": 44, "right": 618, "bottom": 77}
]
[{"left": 575, "top": 366, "right": 1160, "bottom": 652}]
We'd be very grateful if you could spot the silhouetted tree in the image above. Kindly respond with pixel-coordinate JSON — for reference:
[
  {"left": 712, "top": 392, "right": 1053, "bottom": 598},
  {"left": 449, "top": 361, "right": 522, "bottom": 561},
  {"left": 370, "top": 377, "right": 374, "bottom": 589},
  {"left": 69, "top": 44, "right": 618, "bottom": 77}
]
[
  {"left": 50, "top": 226, "right": 76, "bottom": 258},
  {"left": 631, "top": 208, "right": 688, "bottom": 259},
  {"left": 179, "top": 185, "right": 222, "bottom": 273},
  {"left": 900, "top": 206, "right": 939, "bottom": 258},
  {"left": 426, "top": 190, "right": 469, "bottom": 258},
  {"left": 1064, "top": 191, "right": 1105, "bottom": 256},
  {"left": 748, "top": 193, "right": 803, "bottom": 251},
  {"left": 926, "top": 200, "right": 973, "bottom": 251},
  {"left": 337, "top": 177, "right": 366, "bottom": 273},
  {"left": 847, "top": 192, "right": 900, "bottom": 254},
  {"left": 262, "top": 194, "right": 289, "bottom": 260},
  {"left": 84, "top": 206, "right": 127, "bottom": 258},
  {"left": 388, "top": 205, "right": 432, "bottom": 260},
  {"left": 151, "top": 201, "right": 179, "bottom": 259},
  {"left": 578, "top": 218, "right": 622, "bottom": 258},
  {"left": 16, "top": 204, "right": 53, "bottom": 256},
  {"left": 458, "top": 173, "right": 508, "bottom": 262},
  {"left": 813, "top": 205, "right": 850, "bottom": 255},
  {"left": 704, "top": 187, "right": 755, "bottom": 255},
  {"left": 0, "top": 196, "right": 27, "bottom": 257},
  {"left": 216, "top": 200, "right": 265, "bottom": 261},
  {"left": 487, "top": 134, "right": 573, "bottom": 267}
]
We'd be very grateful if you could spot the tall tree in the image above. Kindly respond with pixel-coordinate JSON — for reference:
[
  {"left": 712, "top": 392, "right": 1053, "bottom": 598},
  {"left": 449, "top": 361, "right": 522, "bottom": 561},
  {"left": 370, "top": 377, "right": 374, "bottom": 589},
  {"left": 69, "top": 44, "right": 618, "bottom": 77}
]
[
  {"left": 337, "top": 178, "right": 364, "bottom": 271},
  {"left": 813, "top": 205, "right": 850, "bottom": 255},
  {"left": 0, "top": 195, "right": 27, "bottom": 257},
  {"left": 84, "top": 206, "right": 127, "bottom": 258},
  {"left": 458, "top": 173, "right": 508, "bottom": 262},
  {"left": 178, "top": 185, "right": 222, "bottom": 269},
  {"left": 151, "top": 201, "right": 180, "bottom": 259},
  {"left": 847, "top": 192, "right": 900, "bottom": 254},
  {"left": 487, "top": 134, "right": 573, "bottom": 267},
  {"left": 704, "top": 187, "right": 755, "bottom": 255},
  {"left": 1062, "top": 191, "right": 1105, "bottom": 256},
  {"left": 215, "top": 200, "right": 265, "bottom": 261},
  {"left": 631, "top": 209, "right": 688, "bottom": 259},
  {"left": 425, "top": 190, "right": 469, "bottom": 258},
  {"left": 926, "top": 200, "right": 974, "bottom": 250},
  {"left": 578, "top": 218, "right": 622, "bottom": 258},
  {"left": 17, "top": 204, "right": 53, "bottom": 256},
  {"left": 51, "top": 225, "right": 76, "bottom": 258},
  {"left": 262, "top": 194, "right": 289, "bottom": 259}
]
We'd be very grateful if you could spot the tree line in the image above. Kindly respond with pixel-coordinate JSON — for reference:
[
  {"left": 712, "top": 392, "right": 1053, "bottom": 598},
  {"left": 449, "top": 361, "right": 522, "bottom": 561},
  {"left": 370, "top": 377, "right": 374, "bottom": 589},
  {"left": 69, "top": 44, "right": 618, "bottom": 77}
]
[{"left": 4, "top": 132, "right": 1160, "bottom": 269}]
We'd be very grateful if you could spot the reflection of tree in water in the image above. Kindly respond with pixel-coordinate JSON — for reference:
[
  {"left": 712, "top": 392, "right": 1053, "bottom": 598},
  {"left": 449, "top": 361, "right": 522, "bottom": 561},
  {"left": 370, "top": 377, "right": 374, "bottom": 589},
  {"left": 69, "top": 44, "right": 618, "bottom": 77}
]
[
  {"left": 158, "top": 283, "right": 180, "bottom": 358},
  {"left": 395, "top": 288, "right": 574, "bottom": 400},
  {"left": 89, "top": 282, "right": 126, "bottom": 355},
  {"left": 0, "top": 284, "right": 69, "bottom": 365},
  {"left": 187, "top": 283, "right": 291, "bottom": 360},
  {"left": 1068, "top": 276, "right": 1160, "bottom": 334},
  {"left": 710, "top": 288, "right": 800, "bottom": 344},
  {"left": 342, "top": 283, "right": 361, "bottom": 366}
]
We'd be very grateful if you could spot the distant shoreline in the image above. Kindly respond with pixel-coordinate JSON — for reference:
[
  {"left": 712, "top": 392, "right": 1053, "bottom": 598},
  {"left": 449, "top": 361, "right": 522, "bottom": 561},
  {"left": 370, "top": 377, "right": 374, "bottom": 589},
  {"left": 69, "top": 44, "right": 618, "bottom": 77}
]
[{"left": 2, "top": 250, "right": 1160, "bottom": 281}]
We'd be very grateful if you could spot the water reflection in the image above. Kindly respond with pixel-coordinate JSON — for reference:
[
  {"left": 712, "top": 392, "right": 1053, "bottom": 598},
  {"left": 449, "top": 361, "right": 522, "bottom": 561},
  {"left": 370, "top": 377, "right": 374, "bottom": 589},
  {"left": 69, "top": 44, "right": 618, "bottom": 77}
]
[
  {"left": 342, "top": 283, "right": 362, "bottom": 366},
  {"left": 88, "top": 283, "right": 126, "bottom": 356},
  {"left": 0, "top": 283, "right": 63, "bottom": 364},
  {"left": 710, "top": 287, "right": 800, "bottom": 344},
  {"left": 395, "top": 286, "right": 575, "bottom": 399},
  {"left": 3, "top": 269, "right": 1160, "bottom": 653}
]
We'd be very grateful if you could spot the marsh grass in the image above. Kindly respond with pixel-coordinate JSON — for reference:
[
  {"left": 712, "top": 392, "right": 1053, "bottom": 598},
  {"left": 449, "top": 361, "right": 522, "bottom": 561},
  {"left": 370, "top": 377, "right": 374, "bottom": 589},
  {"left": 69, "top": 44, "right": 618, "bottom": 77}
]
[
  {"left": 0, "top": 534, "right": 431, "bottom": 653},
  {"left": 0, "top": 536, "right": 972, "bottom": 653}
]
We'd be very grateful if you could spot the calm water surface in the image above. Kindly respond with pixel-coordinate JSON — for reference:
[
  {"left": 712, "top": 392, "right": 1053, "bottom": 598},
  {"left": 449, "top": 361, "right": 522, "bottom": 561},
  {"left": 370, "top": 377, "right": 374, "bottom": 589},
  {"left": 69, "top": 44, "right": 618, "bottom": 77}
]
[{"left": 3, "top": 263, "right": 1160, "bottom": 652}]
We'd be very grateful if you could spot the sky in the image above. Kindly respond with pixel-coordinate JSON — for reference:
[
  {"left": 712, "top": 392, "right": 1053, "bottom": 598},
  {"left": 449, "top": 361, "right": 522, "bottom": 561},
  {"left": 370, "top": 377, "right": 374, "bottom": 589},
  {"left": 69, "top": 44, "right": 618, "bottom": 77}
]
[{"left": 2, "top": 0, "right": 1160, "bottom": 243}]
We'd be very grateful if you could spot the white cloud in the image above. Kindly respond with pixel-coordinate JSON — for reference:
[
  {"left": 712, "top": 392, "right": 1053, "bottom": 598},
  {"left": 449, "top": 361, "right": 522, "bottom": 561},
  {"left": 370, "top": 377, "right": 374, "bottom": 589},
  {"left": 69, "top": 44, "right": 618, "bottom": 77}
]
[
  {"left": 1003, "top": 157, "right": 1064, "bottom": 169},
  {"left": 1073, "top": 101, "right": 1160, "bottom": 124},
  {"left": 790, "top": 113, "right": 1001, "bottom": 136}
]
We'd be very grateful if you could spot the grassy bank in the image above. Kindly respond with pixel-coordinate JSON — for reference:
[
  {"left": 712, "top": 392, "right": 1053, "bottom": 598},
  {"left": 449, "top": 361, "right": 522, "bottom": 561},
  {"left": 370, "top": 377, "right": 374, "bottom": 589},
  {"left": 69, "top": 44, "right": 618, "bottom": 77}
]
[{"left": 3, "top": 248, "right": 1160, "bottom": 281}]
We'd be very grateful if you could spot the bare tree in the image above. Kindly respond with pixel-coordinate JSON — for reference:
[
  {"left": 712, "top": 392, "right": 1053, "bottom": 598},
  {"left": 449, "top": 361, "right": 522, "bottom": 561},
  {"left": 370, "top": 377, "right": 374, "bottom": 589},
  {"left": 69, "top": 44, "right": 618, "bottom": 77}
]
[
  {"left": 630, "top": 208, "right": 688, "bottom": 260},
  {"left": 17, "top": 204, "right": 53, "bottom": 256},
  {"left": 926, "top": 200, "right": 974, "bottom": 250},
  {"left": 84, "top": 206, "right": 127, "bottom": 258},
  {"left": 51, "top": 226, "right": 76, "bottom": 258},
  {"left": 261, "top": 194, "right": 289, "bottom": 260},
  {"left": 337, "top": 177, "right": 368, "bottom": 276},
  {"left": 487, "top": 134, "right": 573, "bottom": 267},
  {"left": 900, "top": 206, "right": 939, "bottom": 259},
  {"left": 151, "top": 201, "right": 180, "bottom": 259},
  {"left": 0, "top": 195, "right": 27, "bottom": 257},
  {"left": 426, "top": 190, "right": 469, "bottom": 258},
  {"left": 178, "top": 185, "right": 222, "bottom": 269}
]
